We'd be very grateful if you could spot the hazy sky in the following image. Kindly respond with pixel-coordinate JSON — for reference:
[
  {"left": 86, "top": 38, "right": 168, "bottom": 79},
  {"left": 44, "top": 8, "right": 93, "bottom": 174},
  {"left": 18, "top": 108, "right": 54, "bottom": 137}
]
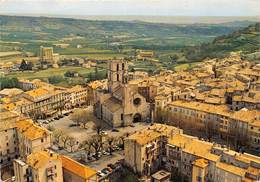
[{"left": 0, "top": 0, "right": 259, "bottom": 16}]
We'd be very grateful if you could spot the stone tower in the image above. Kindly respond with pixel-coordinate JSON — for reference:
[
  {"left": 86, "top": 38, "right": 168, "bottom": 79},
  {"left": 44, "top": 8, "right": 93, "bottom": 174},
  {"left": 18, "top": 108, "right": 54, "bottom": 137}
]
[{"left": 107, "top": 59, "right": 128, "bottom": 93}]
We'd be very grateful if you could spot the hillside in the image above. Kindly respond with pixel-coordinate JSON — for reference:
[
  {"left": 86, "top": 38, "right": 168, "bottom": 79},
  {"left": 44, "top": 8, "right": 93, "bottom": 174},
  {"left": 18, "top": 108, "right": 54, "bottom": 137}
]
[
  {"left": 183, "top": 23, "right": 260, "bottom": 61},
  {"left": 0, "top": 15, "right": 256, "bottom": 54}
]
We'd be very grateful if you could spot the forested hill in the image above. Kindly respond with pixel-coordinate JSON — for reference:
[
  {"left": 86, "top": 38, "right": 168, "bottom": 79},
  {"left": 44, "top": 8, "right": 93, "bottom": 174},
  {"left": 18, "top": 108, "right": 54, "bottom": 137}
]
[
  {"left": 0, "top": 15, "right": 255, "bottom": 39},
  {"left": 183, "top": 23, "right": 260, "bottom": 61}
]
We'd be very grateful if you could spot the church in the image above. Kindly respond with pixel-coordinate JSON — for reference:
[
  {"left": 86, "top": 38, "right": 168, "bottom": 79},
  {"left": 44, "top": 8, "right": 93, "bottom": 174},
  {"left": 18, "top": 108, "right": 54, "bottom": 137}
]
[{"left": 94, "top": 59, "right": 150, "bottom": 127}]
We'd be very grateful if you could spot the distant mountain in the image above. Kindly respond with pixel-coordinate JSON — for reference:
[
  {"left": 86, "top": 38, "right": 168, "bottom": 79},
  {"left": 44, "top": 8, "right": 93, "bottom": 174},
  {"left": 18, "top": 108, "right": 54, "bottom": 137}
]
[
  {"left": 0, "top": 15, "right": 258, "bottom": 55},
  {"left": 183, "top": 23, "right": 260, "bottom": 61},
  {"left": 0, "top": 15, "right": 255, "bottom": 41}
]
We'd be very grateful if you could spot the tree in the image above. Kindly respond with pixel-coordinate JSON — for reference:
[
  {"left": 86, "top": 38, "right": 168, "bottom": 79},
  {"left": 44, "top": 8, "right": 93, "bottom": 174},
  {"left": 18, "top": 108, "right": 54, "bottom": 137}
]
[
  {"left": 20, "top": 59, "right": 27, "bottom": 70},
  {"left": 46, "top": 125, "right": 55, "bottom": 131},
  {"left": 92, "top": 119, "right": 105, "bottom": 135},
  {"left": 80, "top": 140, "right": 92, "bottom": 156},
  {"left": 117, "top": 135, "right": 126, "bottom": 149},
  {"left": 107, "top": 137, "right": 115, "bottom": 155},
  {"left": 70, "top": 109, "right": 88, "bottom": 127},
  {"left": 0, "top": 77, "right": 19, "bottom": 89},
  {"left": 64, "top": 70, "right": 77, "bottom": 77},
  {"left": 67, "top": 136, "right": 78, "bottom": 152},
  {"left": 61, "top": 134, "right": 70, "bottom": 149},
  {"left": 48, "top": 75, "right": 64, "bottom": 84},
  {"left": 19, "top": 59, "right": 33, "bottom": 70},
  {"left": 53, "top": 129, "right": 65, "bottom": 146},
  {"left": 89, "top": 135, "right": 103, "bottom": 158}
]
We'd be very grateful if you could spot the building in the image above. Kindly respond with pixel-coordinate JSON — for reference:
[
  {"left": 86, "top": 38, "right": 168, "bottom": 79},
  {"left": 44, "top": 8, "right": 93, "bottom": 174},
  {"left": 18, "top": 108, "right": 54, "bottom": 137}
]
[
  {"left": 18, "top": 79, "right": 49, "bottom": 91},
  {"left": 61, "top": 155, "right": 97, "bottom": 182},
  {"left": 94, "top": 59, "right": 150, "bottom": 127},
  {"left": 16, "top": 119, "right": 51, "bottom": 160},
  {"left": 137, "top": 51, "right": 154, "bottom": 60},
  {"left": 0, "top": 111, "right": 20, "bottom": 167},
  {"left": 14, "top": 151, "right": 63, "bottom": 182},
  {"left": 0, "top": 113, "right": 51, "bottom": 168},
  {"left": 13, "top": 151, "right": 97, "bottom": 182},
  {"left": 39, "top": 46, "right": 59, "bottom": 68},
  {"left": 0, "top": 88, "right": 24, "bottom": 99},
  {"left": 18, "top": 87, "right": 67, "bottom": 119},
  {"left": 164, "top": 101, "right": 260, "bottom": 151},
  {"left": 125, "top": 124, "right": 260, "bottom": 182},
  {"left": 166, "top": 133, "right": 260, "bottom": 182},
  {"left": 129, "top": 71, "right": 149, "bottom": 80},
  {"left": 40, "top": 46, "right": 53, "bottom": 63},
  {"left": 124, "top": 124, "right": 183, "bottom": 175},
  {"left": 151, "top": 170, "right": 171, "bottom": 182},
  {"left": 66, "top": 85, "right": 88, "bottom": 108}
]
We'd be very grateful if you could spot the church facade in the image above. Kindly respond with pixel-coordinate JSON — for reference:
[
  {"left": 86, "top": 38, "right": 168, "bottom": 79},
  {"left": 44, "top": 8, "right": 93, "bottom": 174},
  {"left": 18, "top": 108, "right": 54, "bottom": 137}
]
[{"left": 94, "top": 59, "right": 150, "bottom": 127}]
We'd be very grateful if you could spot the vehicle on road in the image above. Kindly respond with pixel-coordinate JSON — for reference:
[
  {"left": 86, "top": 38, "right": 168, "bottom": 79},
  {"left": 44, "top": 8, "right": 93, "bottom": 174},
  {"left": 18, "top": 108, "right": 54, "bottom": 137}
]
[
  {"left": 97, "top": 171, "right": 105, "bottom": 177},
  {"left": 101, "top": 168, "right": 109, "bottom": 174},
  {"left": 112, "top": 128, "right": 119, "bottom": 132}
]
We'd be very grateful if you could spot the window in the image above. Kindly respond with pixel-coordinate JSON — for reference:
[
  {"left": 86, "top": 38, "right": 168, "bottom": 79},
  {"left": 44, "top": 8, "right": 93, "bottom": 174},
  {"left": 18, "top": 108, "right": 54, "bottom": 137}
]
[
  {"left": 196, "top": 176, "right": 202, "bottom": 182},
  {"left": 133, "top": 98, "right": 141, "bottom": 106}
]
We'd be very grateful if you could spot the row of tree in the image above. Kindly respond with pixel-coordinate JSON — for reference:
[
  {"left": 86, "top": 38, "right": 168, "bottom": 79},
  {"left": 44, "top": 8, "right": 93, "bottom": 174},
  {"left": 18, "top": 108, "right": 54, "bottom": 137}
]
[{"left": 0, "top": 77, "right": 19, "bottom": 89}]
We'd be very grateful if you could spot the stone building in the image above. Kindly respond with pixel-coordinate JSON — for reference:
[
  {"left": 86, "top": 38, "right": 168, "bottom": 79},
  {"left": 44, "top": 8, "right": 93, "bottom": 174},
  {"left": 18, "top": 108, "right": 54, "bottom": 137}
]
[
  {"left": 166, "top": 133, "right": 260, "bottom": 182},
  {"left": 15, "top": 119, "right": 51, "bottom": 160},
  {"left": 94, "top": 59, "right": 150, "bottom": 127},
  {"left": 124, "top": 124, "right": 183, "bottom": 175},
  {"left": 18, "top": 87, "right": 67, "bottom": 119},
  {"left": 61, "top": 155, "right": 97, "bottom": 182},
  {"left": 40, "top": 46, "right": 53, "bottom": 63},
  {"left": 125, "top": 124, "right": 260, "bottom": 182},
  {"left": 39, "top": 46, "right": 59, "bottom": 68},
  {"left": 14, "top": 151, "right": 63, "bottom": 182},
  {"left": 13, "top": 151, "right": 97, "bottom": 182},
  {"left": 0, "top": 114, "right": 51, "bottom": 168},
  {"left": 0, "top": 111, "right": 20, "bottom": 167},
  {"left": 66, "top": 85, "right": 88, "bottom": 108},
  {"left": 164, "top": 101, "right": 260, "bottom": 151}
]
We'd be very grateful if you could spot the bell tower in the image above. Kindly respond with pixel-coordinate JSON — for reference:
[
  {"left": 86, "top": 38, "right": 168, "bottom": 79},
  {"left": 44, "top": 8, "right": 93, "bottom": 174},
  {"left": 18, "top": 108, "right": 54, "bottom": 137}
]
[{"left": 107, "top": 59, "right": 128, "bottom": 93}]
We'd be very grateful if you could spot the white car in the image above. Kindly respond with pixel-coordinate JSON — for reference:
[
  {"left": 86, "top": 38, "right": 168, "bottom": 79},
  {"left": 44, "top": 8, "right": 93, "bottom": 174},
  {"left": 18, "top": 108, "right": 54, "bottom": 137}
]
[{"left": 97, "top": 171, "right": 105, "bottom": 177}]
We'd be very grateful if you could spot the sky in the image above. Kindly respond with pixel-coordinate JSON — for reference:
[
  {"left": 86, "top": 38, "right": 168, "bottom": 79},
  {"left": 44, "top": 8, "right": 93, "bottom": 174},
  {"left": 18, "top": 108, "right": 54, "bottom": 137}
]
[{"left": 0, "top": 0, "right": 259, "bottom": 17}]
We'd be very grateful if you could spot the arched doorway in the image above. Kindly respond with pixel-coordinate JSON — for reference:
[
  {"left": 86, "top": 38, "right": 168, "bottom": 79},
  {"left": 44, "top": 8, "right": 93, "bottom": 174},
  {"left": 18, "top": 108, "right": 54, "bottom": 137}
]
[{"left": 133, "top": 113, "right": 142, "bottom": 123}]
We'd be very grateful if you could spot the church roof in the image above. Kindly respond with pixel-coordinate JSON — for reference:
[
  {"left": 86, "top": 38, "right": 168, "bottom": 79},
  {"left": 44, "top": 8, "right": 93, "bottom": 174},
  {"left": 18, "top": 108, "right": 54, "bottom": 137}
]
[{"left": 103, "top": 97, "right": 122, "bottom": 113}]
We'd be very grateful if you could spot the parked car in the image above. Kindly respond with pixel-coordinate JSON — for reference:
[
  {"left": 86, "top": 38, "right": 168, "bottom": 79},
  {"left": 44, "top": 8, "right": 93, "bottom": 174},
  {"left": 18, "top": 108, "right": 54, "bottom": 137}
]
[
  {"left": 43, "top": 121, "right": 49, "bottom": 124},
  {"left": 107, "top": 163, "right": 116, "bottom": 169},
  {"left": 87, "top": 156, "right": 94, "bottom": 160},
  {"left": 112, "top": 128, "right": 119, "bottom": 132},
  {"left": 101, "top": 131, "right": 107, "bottom": 135},
  {"left": 58, "top": 115, "right": 64, "bottom": 119},
  {"left": 106, "top": 167, "right": 113, "bottom": 172},
  {"left": 103, "top": 151, "right": 109, "bottom": 155},
  {"left": 97, "top": 171, "right": 105, "bottom": 177},
  {"left": 101, "top": 168, "right": 108, "bottom": 174}
]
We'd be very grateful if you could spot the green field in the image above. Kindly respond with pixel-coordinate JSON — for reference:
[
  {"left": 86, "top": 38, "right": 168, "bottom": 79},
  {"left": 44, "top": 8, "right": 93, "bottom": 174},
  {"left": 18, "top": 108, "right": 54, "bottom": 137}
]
[
  {"left": 6, "top": 66, "right": 97, "bottom": 87},
  {"left": 0, "top": 15, "right": 255, "bottom": 63},
  {"left": 7, "top": 67, "right": 94, "bottom": 80}
]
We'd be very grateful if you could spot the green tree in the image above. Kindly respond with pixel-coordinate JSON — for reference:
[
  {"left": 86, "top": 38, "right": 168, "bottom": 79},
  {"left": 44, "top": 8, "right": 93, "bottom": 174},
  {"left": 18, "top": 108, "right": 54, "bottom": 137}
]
[
  {"left": 48, "top": 75, "right": 64, "bottom": 84},
  {"left": 70, "top": 109, "right": 88, "bottom": 127},
  {"left": 0, "top": 77, "right": 19, "bottom": 89}
]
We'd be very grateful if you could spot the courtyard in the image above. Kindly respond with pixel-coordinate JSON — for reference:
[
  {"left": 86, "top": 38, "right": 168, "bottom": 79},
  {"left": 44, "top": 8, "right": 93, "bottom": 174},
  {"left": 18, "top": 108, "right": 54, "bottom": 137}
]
[{"left": 40, "top": 106, "right": 150, "bottom": 172}]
